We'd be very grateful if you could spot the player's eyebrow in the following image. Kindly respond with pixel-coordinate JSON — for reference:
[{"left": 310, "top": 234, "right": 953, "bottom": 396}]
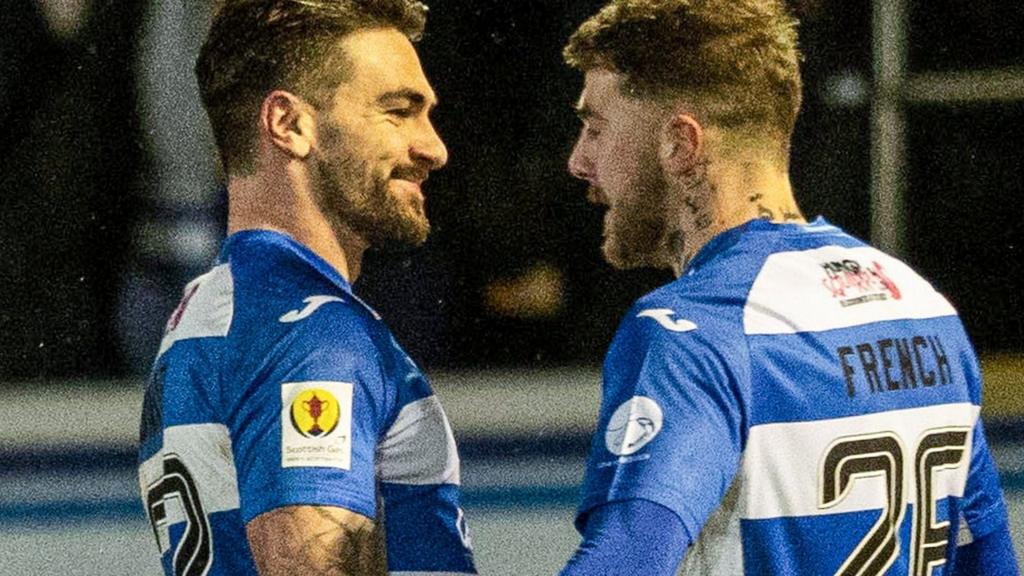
[{"left": 377, "top": 89, "right": 437, "bottom": 112}]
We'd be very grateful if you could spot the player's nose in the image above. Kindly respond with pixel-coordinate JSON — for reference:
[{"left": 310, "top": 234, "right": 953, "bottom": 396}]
[
  {"left": 412, "top": 120, "right": 448, "bottom": 171},
  {"left": 567, "top": 136, "right": 593, "bottom": 182}
]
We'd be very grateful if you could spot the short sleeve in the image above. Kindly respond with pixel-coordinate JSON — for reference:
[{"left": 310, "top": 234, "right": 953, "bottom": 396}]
[
  {"left": 958, "top": 418, "right": 1011, "bottom": 541},
  {"left": 227, "top": 308, "right": 391, "bottom": 525},
  {"left": 576, "top": 310, "right": 747, "bottom": 539}
]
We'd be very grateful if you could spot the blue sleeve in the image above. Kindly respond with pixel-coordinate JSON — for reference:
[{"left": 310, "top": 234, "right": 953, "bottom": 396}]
[
  {"left": 576, "top": 306, "right": 746, "bottom": 538},
  {"left": 959, "top": 419, "right": 1012, "bottom": 538},
  {"left": 561, "top": 499, "right": 691, "bottom": 576},
  {"left": 229, "top": 308, "right": 391, "bottom": 524},
  {"left": 951, "top": 522, "right": 1020, "bottom": 575}
]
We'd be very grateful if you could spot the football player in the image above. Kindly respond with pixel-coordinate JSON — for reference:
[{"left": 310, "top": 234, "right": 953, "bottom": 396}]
[
  {"left": 137, "top": 1, "right": 476, "bottom": 574},
  {"left": 559, "top": 1, "right": 1019, "bottom": 574}
]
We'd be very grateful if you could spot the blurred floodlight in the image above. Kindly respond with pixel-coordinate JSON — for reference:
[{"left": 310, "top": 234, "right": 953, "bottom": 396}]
[
  {"left": 824, "top": 69, "right": 870, "bottom": 108},
  {"left": 36, "top": 0, "right": 90, "bottom": 41}
]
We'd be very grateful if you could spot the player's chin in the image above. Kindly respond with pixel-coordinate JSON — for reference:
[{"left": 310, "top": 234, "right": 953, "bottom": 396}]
[
  {"left": 370, "top": 213, "right": 430, "bottom": 252},
  {"left": 602, "top": 237, "right": 664, "bottom": 271}
]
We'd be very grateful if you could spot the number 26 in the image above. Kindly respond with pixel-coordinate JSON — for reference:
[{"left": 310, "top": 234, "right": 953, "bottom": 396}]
[{"left": 819, "top": 428, "right": 970, "bottom": 576}]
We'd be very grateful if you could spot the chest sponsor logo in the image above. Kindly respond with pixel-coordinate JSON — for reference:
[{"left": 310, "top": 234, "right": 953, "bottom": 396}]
[
  {"left": 281, "top": 381, "right": 353, "bottom": 469},
  {"left": 820, "top": 259, "right": 901, "bottom": 307},
  {"left": 605, "top": 396, "right": 664, "bottom": 457},
  {"left": 636, "top": 308, "right": 698, "bottom": 332},
  {"left": 279, "top": 295, "right": 345, "bottom": 323}
]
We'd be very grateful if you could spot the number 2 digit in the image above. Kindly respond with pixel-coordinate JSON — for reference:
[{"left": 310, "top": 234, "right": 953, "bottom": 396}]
[{"left": 145, "top": 454, "right": 213, "bottom": 576}]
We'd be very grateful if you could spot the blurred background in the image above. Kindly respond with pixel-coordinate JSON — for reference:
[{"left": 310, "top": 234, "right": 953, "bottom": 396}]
[{"left": 0, "top": 0, "right": 1021, "bottom": 573}]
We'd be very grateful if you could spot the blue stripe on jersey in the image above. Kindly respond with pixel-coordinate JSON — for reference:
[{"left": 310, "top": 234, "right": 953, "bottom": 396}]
[
  {"left": 746, "top": 315, "right": 978, "bottom": 426},
  {"left": 740, "top": 501, "right": 960, "bottom": 576},
  {"left": 162, "top": 510, "right": 258, "bottom": 575},
  {"left": 380, "top": 482, "right": 475, "bottom": 573}
]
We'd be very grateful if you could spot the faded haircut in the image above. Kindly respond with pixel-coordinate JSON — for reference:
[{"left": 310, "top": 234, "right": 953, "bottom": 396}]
[
  {"left": 196, "top": 0, "right": 428, "bottom": 175},
  {"left": 564, "top": 0, "right": 802, "bottom": 140}
]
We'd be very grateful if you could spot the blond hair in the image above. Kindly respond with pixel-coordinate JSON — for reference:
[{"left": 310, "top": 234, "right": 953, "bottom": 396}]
[{"left": 564, "top": 0, "right": 802, "bottom": 140}]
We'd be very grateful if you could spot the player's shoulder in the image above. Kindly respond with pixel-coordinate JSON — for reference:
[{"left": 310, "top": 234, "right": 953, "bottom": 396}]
[
  {"left": 212, "top": 230, "right": 387, "bottom": 363},
  {"left": 614, "top": 279, "right": 747, "bottom": 371}
]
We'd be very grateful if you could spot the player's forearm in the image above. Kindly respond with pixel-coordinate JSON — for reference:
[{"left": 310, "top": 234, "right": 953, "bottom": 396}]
[
  {"left": 561, "top": 499, "right": 689, "bottom": 575},
  {"left": 246, "top": 505, "right": 387, "bottom": 576}
]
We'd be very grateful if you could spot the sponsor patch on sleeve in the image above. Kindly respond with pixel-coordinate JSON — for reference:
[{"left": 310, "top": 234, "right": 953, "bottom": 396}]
[{"left": 280, "top": 381, "right": 353, "bottom": 469}]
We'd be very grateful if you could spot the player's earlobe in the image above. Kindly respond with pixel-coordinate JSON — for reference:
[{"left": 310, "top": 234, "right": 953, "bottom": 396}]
[
  {"left": 659, "top": 112, "right": 703, "bottom": 175},
  {"left": 261, "top": 90, "right": 314, "bottom": 160}
]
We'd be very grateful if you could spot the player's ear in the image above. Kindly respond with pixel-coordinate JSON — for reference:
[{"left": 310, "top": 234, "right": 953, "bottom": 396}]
[
  {"left": 658, "top": 112, "right": 704, "bottom": 176},
  {"left": 260, "top": 90, "right": 316, "bottom": 160}
]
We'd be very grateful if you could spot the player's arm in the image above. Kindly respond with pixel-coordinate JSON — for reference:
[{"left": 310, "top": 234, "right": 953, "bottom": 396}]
[
  {"left": 247, "top": 504, "right": 386, "bottom": 576},
  {"left": 560, "top": 499, "right": 690, "bottom": 576},
  {"left": 948, "top": 418, "right": 1020, "bottom": 575}
]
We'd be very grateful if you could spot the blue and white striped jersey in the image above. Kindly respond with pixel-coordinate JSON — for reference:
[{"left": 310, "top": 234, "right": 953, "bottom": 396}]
[
  {"left": 578, "top": 218, "right": 1010, "bottom": 575},
  {"left": 138, "top": 230, "right": 476, "bottom": 575}
]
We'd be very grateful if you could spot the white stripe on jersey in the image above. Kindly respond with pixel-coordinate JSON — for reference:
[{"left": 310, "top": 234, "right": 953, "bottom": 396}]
[
  {"left": 158, "top": 263, "right": 234, "bottom": 357},
  {"left": 739, "top": 403, "right": 978, "bottom": 519},
  {"left": 139, "top": 424, "right": 240, "bottom": 515},
  {"left": 139, "top": 424, "right": 240, "bottom": 552},
  {"left": 678, "top": 475, "right": 745, "bottom": 575},
  {"left": 743, "top": 246, "right": 956, "bottom": 335},
  {"left": 378, "top": 395, "right": 461, "bottom": 485}
]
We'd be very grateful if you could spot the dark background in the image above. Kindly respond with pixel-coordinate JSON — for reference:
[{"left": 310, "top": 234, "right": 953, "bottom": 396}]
[{"left": 1, "top": 0, "right": 1021, "bottom": 379}]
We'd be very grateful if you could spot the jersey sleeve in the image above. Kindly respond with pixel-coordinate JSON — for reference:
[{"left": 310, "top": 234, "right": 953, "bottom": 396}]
[
  {"left": 576, "top": 305, "right": 747, "bottom": 539},
  {"left": 957, "top": 418, "right": 1012, "bottom": 541},
  {"left": 226, "top": 308, "right": 391, "bottom": 525},
  {"left": 562, "top": 499, "right": 691, "bottom": 575}
]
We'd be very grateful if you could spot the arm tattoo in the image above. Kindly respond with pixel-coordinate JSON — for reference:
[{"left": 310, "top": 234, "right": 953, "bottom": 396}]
[{"left": 248, "top": 505, "right": 387, "bottom": 576}]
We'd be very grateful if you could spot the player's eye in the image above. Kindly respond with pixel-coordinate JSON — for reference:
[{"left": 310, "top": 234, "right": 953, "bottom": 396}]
[{"left": 387, "top": 107, "right": 416, "bottom": 119}]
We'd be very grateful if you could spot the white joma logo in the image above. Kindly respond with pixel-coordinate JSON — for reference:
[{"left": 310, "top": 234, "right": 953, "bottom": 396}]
[
  {"left": 279, "top": 296, "right": 345, "bottom": 323},
  {"left": 636, "top": 308, "right": 698, "bottom": 332}
]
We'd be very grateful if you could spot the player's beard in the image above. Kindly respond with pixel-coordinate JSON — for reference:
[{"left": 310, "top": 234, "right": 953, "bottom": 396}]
[
  {"left": 600, "top": 149, "right": 674, "bottom": 270},
  {"left": 310, "top": 123, "right": 430, "bottom": 252}
]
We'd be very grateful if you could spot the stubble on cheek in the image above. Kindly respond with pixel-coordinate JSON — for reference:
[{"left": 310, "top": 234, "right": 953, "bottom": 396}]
[{"left": 600, "top": 149, "right": 673, "bottom": 270}]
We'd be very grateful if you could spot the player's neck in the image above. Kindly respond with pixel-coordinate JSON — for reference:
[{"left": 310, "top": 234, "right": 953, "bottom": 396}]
[
  {"left": 226, "top": 164, "right": 367, "bottom": 283},
  {"left": 668, "top": 157, "right": 803, "bottom": 276}
]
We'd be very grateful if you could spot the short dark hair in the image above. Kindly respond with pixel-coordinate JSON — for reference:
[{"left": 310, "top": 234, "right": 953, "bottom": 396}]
[
  {"left": 564, "top": 0, "right": 802, "bottom": 139},
  {"left": 196, "top": 0, "right": 428, "bottom": 175}
]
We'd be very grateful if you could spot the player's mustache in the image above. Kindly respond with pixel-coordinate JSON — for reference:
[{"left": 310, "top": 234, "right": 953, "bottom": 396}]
[{"left": 391, "top": 166, "right": 430, "bottom": 184}]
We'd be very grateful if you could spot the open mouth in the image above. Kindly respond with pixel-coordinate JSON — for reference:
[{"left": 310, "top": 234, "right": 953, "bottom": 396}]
[{"left": 587, "top": 185, "right": 609, "bottom": 206}]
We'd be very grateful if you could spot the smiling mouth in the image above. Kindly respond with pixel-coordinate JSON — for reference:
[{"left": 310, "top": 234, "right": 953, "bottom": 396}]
[
  {"left": 391, "top": 167, "right": 429, "bottom": 194},
  {"left": 391, "top": 178, "right": 424, "bottom": 197}
]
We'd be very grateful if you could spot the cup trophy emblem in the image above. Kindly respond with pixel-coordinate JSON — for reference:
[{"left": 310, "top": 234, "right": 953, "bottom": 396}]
[{"left": 290, "top": 389, "right": 341, "bottom": 438}]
